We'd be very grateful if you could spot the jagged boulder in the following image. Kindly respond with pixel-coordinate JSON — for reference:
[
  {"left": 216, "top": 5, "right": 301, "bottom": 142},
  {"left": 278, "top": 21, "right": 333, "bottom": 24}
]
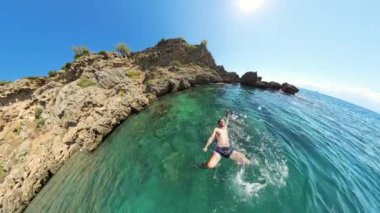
[
  {"left": 134, "top": 38, "right": 217, "bottom": 69},
  {"left": 178, "top": 78, "right": 191, "bottom": 90},
  {"left": 240, "top": 72, "right": 258, "bottom": 86},
  {"left": 281, "top": 83, "right": 299, "bottom": 94},
  {"left": 222, "top": 72, "right": 240, "bottom": 83}
]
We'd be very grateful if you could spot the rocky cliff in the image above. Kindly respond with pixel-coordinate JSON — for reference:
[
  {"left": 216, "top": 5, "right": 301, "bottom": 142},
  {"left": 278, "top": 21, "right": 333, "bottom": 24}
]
[{"left": 0, "top": 38, "right": 239, "bottom": 212}]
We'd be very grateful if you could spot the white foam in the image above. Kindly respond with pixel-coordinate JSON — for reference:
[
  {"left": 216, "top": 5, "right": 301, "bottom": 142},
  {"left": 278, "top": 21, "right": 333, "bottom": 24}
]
[
  {"left": 234, "top": 168, "right": 267, "bottom": 197},
  {"left": 260, "top": 159, "right": 289, "bottom": 187}
]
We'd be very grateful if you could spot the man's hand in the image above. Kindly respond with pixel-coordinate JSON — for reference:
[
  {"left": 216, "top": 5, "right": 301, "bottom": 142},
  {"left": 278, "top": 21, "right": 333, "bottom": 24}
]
[{"left": 202, "top": 147, "right": 208, "bottom": 152}]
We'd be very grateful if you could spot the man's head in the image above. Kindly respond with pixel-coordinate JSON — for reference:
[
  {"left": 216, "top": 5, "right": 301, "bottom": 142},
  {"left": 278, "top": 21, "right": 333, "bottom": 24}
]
[{"left": 218, "top": 118, "right": 225, "bottom": 127}]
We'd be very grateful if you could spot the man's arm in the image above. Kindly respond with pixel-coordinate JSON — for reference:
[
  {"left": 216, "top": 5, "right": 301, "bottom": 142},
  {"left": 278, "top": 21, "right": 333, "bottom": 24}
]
[
  {"left": 203, "top": 129, "right": 216, "bottom": 152},
  {"left": 225, "top": 110, "right": 230, "bottom": 127}
]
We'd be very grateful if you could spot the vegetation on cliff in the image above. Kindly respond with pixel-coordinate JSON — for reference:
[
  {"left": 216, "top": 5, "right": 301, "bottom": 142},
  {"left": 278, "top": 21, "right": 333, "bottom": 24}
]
[
  {"left": 73, "top": 46, "right": 91, "bottom": 59},
  {"left": 116, "top": 43, "right": 131, "bottom": 57}
]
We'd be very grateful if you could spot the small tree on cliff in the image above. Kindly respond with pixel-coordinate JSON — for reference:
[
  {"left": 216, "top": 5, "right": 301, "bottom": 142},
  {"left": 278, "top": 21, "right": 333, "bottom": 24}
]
[
  {"left": 116, "top": 43, "right": 131, "bottom": 57},
  {"left": 200, "top": 40, "right": 208, "bottom": 47},
  {"left": 72, "top": 46, "right": 91, "bottom": 59}
]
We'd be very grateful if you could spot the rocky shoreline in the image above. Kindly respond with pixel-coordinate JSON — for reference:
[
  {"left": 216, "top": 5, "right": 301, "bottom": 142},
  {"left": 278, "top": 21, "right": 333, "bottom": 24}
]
[{"left": 0, "top": 38, "right": 298, "bottom": 212}]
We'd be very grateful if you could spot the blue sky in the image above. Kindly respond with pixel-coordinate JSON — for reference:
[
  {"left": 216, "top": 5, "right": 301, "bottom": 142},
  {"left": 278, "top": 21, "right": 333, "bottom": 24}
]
[{"left": 1, "top": 0, "right": 379, "bottom": 113}]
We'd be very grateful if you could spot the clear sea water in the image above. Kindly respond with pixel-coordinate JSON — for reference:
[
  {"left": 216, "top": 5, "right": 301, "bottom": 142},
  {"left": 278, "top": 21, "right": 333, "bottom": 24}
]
[{"left": 26, "top": 84, "right": 380, "bottom": 213}]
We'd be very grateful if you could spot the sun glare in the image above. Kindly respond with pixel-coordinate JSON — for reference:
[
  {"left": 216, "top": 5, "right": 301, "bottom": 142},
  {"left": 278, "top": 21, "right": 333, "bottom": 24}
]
[{"left": 236, "top": 0, "right": 263, "bottom": 14}]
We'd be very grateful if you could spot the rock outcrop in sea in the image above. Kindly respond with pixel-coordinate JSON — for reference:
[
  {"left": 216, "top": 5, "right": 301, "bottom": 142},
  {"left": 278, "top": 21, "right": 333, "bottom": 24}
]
[
  {"left": 240, "top": 71, "right": 299, "bottom": 94},
  {"left": 0, "top": 38, "right": 296, "bottom": 212}
]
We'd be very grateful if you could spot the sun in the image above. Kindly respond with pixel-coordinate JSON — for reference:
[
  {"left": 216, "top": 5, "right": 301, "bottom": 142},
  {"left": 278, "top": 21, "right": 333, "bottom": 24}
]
[{"left": 236, "top": 0, "right": 263, "bottom": 14}]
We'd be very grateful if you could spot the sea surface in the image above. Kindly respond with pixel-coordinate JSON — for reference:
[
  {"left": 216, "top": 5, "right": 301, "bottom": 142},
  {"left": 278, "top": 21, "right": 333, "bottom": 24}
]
[{"left": 26, "top": 84, "right": 380, "bottom": 213}]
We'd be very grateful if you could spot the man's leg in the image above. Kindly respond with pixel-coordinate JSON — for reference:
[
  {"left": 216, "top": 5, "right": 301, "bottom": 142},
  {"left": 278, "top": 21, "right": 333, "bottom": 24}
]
[
  {"left": 230, "top": 150, "right": 252, "bottom": 165},
  {"left": 204, "top": 152, "right": 222, "bottom": 169}
]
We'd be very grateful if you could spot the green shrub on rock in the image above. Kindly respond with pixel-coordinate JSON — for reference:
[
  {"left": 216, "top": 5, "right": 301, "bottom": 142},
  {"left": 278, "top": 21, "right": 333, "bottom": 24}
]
[
  {"left": 0, "top": 80, "right": 12, "bottom": 86},
  {"left": 73, "top": 46, "right": 91, "bottom": 59},
  {"left": 98, "top": 50, "right": 107, "bottom": 55},
  {"left": 77, "top": 77, "right": 96, "bottom": 88},
  {"left": 158, "top": 38, "right": 166, "bottom": 45},
  {"left": 24, "top": 76, "right": 41, "bottom": 80},
  {"left": 146, "top": 79, "right": 154, "bottom": 86},
  {"left": 171, "top": 60, "right": 182, "bottom": 67},
  {"left": 116, "top": 43, "right": 131, "bottom": 57},
  {"left": 36, "top": 118, "right": 46, "bottom": 130},
  {"left": 200, "top": 40, "right": 208, "bottom": 47},
  {"left": 35, "top": 107, "right": 43, "bottom": 119},
  {"left": 48, "top": 70, "right": 58, "bottom": 77},
  {"left": 119, "top": 90, "right": 126, "bottom": 97},
  {"left": 126, "top": 69, "right": 141, "bottom": 78},
  {"left": 188, "top": 44, "right": 197, "bottom": 50},
  {"left": 62, "top": 62, "right": 72, "bottom": 70}
]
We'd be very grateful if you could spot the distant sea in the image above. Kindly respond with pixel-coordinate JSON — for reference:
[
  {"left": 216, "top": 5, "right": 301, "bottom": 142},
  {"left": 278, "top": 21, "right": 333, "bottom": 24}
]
[{"left": 26, "top": 85, "right": 380, "bottom": 212}]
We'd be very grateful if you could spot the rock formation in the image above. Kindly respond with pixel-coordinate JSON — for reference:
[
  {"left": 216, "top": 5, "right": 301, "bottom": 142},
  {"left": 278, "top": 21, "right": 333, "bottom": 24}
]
[{"left": 240, "top": 71, "right": 299, "bottom": 94}]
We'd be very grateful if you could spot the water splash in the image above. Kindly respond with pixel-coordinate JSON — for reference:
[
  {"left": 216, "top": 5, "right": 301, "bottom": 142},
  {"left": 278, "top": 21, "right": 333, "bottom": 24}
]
[{"left": 228, "top": 112, "right": 289, "bottom": 198}]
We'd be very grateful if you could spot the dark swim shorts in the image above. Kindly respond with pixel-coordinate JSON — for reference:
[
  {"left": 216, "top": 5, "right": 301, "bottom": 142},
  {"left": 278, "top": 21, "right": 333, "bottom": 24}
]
[{"left": 214, "top": 146, "right": 234, "bottom": 158}]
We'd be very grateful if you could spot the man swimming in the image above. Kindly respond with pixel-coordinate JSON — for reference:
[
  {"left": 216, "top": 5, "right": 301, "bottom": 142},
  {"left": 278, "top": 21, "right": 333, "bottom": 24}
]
[{"left": 203, "top": 111, "right": 252, "bottom": 169}]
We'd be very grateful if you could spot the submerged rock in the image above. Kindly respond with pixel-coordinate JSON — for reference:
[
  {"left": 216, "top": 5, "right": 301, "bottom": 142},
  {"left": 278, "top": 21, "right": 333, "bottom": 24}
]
[{"left": 152, "top": 103, "right": 172, "bottom": 119}]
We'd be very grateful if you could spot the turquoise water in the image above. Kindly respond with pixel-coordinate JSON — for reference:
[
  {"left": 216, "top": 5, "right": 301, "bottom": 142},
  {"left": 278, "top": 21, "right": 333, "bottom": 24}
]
[{"left": 26, "top": 85, "right": 380, "bottom": 212}]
